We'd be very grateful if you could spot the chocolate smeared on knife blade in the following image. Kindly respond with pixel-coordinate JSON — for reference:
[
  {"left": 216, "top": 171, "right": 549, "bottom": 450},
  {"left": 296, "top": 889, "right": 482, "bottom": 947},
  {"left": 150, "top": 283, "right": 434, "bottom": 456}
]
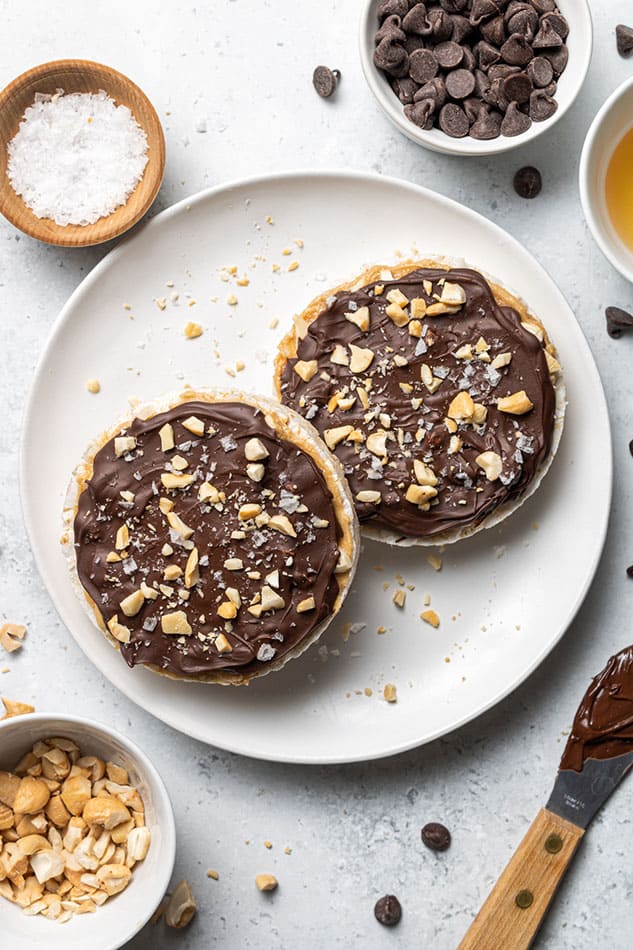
[{"left": 547, "top": 645, "right": 633, "bottom": 829}]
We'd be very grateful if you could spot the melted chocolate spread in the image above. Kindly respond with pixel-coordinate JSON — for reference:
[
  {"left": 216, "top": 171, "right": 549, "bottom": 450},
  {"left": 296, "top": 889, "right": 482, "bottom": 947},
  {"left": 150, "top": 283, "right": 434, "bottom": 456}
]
[
  {"left": 560, "top": 647, "right": 633, "bottom": 772},
  {"left": 73, "top": 401, "right": 341, "bottom": 679},
  {"left": 280, "top": 267, "right": 556, "bottom": 538}
]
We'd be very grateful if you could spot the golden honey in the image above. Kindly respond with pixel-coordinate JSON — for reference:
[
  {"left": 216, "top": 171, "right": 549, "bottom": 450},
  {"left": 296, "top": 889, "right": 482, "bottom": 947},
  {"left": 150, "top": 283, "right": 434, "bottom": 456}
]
[{"left": 605, "top": 126, "right": 633, "bottom": 252}]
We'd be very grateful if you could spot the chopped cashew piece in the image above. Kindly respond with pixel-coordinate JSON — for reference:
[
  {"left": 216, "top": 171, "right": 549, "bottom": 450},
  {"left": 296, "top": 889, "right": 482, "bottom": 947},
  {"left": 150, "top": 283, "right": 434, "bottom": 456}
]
[
  {"left": 497, "top": 391, "right": 534, "bottom": 415},
  {"left": 476, "top": 451, "right": 503, "bottom": 481}
]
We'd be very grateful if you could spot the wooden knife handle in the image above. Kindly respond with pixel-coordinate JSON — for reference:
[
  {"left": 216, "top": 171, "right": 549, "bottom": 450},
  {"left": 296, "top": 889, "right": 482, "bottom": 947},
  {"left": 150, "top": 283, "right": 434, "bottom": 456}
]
[{"left": 458, "top": 808, "right": 585, "bottom": 950}]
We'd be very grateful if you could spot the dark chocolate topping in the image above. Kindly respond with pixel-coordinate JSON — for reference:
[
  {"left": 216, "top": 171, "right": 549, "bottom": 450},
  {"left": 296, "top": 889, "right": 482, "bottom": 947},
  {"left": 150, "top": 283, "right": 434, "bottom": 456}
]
[
  {"left": 560, "top": 647, "right": 633, "bottom": 772},
  {"left": 279, "top": 267, "right": 556, "bottom": 538},
  {"left": 73, "top": 401, "right": 343, "bottom": 679}
]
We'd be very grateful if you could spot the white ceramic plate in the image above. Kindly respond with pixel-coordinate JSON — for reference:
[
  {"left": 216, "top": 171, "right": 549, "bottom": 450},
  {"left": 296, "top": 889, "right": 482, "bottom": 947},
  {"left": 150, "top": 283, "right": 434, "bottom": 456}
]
[{"left": 21, "top": 171, "right": 611, "bottom": 764}]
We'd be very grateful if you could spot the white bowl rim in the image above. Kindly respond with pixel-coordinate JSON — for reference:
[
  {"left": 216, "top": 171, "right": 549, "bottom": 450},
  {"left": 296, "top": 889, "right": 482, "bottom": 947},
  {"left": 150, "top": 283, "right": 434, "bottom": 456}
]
[
  {"left": 359, "top": 0, "right": 593, "bottom": 157},
  {"left": 579, "top": 71, "right": 633, "bottom": 283},
  {"left": 0, "top": 711, "right": 177, "bottom": 950}
]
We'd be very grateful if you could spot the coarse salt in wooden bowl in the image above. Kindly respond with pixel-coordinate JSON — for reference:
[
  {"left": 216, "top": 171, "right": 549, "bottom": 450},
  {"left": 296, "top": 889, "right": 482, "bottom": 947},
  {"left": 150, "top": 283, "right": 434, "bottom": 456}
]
[{"left": 0, "top": 59, "right": 165, "bottom": 247}]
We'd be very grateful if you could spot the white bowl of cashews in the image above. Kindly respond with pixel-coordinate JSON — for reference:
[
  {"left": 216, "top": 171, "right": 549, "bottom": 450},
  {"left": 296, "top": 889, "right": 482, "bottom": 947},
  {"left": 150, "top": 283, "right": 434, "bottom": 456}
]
[{"left": 0, "top": 713, "right": 176, "bottom": 950}]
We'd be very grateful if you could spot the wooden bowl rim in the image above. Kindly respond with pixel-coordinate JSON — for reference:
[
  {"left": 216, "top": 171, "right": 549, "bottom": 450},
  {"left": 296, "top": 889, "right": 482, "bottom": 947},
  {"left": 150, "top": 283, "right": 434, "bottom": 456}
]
[{"left": 0, "top": 58, "right": 166, "bottom": 247}]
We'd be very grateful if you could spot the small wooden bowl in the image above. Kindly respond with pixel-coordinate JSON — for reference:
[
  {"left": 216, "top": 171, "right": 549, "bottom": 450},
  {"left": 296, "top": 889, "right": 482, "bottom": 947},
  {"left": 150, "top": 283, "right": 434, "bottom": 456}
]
[{"left": 0, "top": 59, "right": 165, "bottom": 247}]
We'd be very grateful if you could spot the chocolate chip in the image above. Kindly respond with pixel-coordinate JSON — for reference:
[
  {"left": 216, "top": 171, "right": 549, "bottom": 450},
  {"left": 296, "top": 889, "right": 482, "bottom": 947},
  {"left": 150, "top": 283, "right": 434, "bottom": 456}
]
[
  {"left": 414, "top": 76, "right": 447, "bottom": 106},
  {"left": 503, "top": 72, "right": 532, "bottom": 103},
  {"left": 630, "top": 439, "right": 633, "bottom": 457},
  {"left": 483, "top": 77, "right": 509, "bottom": 111},
  {"left": 439, "top": 102, "right": 469, "bottom": 136},
  {"left": 405, "top": 33, "right": 428, "bottom": 53},
  {"left": 507, "top": 8, "right": 538, "bottom": 40},
  {"left": 470, "top": 0, "right": 499, "bottom": 27},
  {"left": 391, "top": 76, "right": 419, "bottom": 103},
  {"left": 445, "top": 67, "right": 476, "bottom": 99},
  {"left": 402, "top": 3, "right": 432, "bottom": 35},
  {"left": 513, "top": 165, "right": 542, "bottom": 198},
  {"left": 529, "top": 88, "right": 557, "bottom": 121},
  {"left": 480, "top": 14, "right": 506, "bottom": 47},
  {"left": 435, "top": 40, "right": 464, "bottom": 68},
  {"left": 374, "top": 36, "right": 410, "bottom": 77},
  {"left": 404, "top": 97, "right": 436, "bottom": 128},
  {"left": 606, "top": 306, "right": 633, "bottom": 339},
  {"left": 440, "top": 0, "right": 468, "bottom": 12},
  {"left": 461, "top": 46, "right": 477, "bottom": 71},
  {"left": 533, "top": 19, "right": 563, "bottom": 49},
  {"left": 627, "top": 565, "right": 633, "bottom": 579},
  {"left": 616, "top": 24, "right": 633, "bottom": 57},
  {"left": 421, "top": 822, "right": 451, "bottom": 851},
  {"left": 470, "top": 106, "right": 503, "bottom": 138},
  {"left": 409, "top": 48, "right": 440, "bottom": 82},
  {"left": 527, "top": 55, "right": 554, "bottom": 87},
  {"left": 473, "top": 68, "right": 491, "bottom": 98},
  {"left": 542, "top": 80, "right": 557, "bottom": 97},
  {"left": 463, "top": 97, "right": 483, "bottom": 123},
  {"left": 532, "top": 0, "right": 555, "bottom": 12},
  {"left": 450, "top": 14, "right": 473, "bottom": 44},
  {"left": 428, "top": 7, "right": 454, "bottom": 41},
  {"left": 312, "top": 66, "right": 341, "bottom": 99},
  {"left": 543, "top": 44, "right": 568, "bottom": 75},
  {"left": 488, "top": 63, "right": 520, "bottom": 81},
  {"left": 476, "top": 40, "right": 501, "bottom": 70},
  {"left": 501, "top": 100, "right": 532, "bottom": 135},
  {"left": 541, "top": 12, "right": 569, "bottom": 41},
  {"left": 376, "top": 14, "right": 407, "bottom": 45},
  {"left": 501, "top": 32, "right": 534, "bottom": 65},
  {"left": 377, "top": 0, "right": 409, "bottom": 19},
  {"left": 374, "top": 895, "right": 402, "bottom": 926}
]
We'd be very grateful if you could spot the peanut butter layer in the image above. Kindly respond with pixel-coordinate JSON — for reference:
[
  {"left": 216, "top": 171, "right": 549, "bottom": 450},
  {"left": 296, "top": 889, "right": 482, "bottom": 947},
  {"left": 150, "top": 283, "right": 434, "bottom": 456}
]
[
  {"left": 279, "top": 267, "right": 557, "bottom": 539},
  {"left": 73, "top": 401, "right": 343, "bottom": 678}
]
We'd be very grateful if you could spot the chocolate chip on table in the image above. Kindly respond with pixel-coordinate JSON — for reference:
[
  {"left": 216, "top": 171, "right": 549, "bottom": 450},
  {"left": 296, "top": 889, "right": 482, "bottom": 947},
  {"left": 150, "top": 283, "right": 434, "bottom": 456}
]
[
  {"left": 312, "top": 66, "right": 341, "bottom": 99},
  {"left": 445, "top": 68, "right": 476, "bottom": 99},
  {"left": 627, "top": 565, "right": 633, "bottom": 579},
  {"left": 439, "top": 102, "right": 470, "bottom": 137},
  {"left": 529, "top": 88, "right": 557, "bottom": 121},
  {"left": 501, "top": 101, "right": 532, "bottom": 136},
  {"left": 513, "top": 165, "right": 542, "bottom": 199},
  {"left": 606, "top": 306, "right": 633, "bottom": 339},
  {"left": 616, "top": 24, "right": 633, "bottom": 57},
  {"left": 374, "top": 894, "right": 402, "bottom": 927},
  {"left": 527, "top": 55, "right": 554, "bottom": 88},
  {"left": 409, "top": 48, "right": 440, "bottom": 83},
  {"left": 629, "top": 439, "right": 633, "bottom": 458},
  {"left": 421, "top": 822, "right": 452, "bottom": 852}
]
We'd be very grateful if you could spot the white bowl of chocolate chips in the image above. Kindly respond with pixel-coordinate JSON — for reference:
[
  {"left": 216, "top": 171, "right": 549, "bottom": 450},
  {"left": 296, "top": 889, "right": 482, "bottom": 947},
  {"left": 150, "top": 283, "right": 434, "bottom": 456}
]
[{"left": 360, "top": 0, "right": 592, "bottom": 155}]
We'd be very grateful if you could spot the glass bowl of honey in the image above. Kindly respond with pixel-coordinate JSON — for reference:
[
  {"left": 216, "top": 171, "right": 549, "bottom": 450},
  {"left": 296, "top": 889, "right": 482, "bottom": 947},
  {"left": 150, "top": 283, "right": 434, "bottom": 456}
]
[{"left": 580, "top": 74, "right": 633, "bottom": 283}]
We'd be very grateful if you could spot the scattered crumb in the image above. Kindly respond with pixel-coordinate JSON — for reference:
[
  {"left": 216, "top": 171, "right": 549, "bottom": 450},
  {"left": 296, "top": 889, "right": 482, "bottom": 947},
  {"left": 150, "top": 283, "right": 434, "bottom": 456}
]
[
  {"left": 282, "top": 247, "right": 291, "bottom": 256},
  {"left": 268, "top": 317, "right": 279, "bottom": 329},
  {"left": 236, "top": 277, "right": 250, "bottom": 287},
  {"left": 265, "top": 215, "right": 274, "bottom": 225},
  {"left": 1, "top": 667, "right": 9, "bottom": 674},
  {"left": 515, "top": 624, "right": 521, "bottom": 631},
  {"left": 272, "top": 263, "right": 280, "bottom": 273},
  {"left": 1, "top": 696, "right": 35, "bottom": 719},
  {"left": 227, "top": 294, "right": 238, "bottom": 306},
  {"left": 155, "top": 297, "right": 167, "bottom": 311},
  {"left": 187, "top": 298, "right": 196, "bottom": 307},
  {"left": 532, "top": 521, "right": 539, "bottom": 530},
  {"left": 284, "top": 847, "right": 292, "bottom": 855},
  {"left": 423, "top": 593, "right": 431, "bottom": 606},
  {"left": 0, "top": 623, "right": 26, "bottom": 654},
  {"left": 245, "top": 839, "right": 251, "bottom": 845},
  {"left": 264, "top": 840, "right": 273, "bottom": 850},
  {"left": 256, "top": 874, "right": 278, "bottom": 892},
  {"left": 184, "top": 321, "right": 203, "bottom": 339},
  {"left": 206, "top": 869, "right": 219, "bottom": 880},
  {"left": 377, "top": 625, "right": 387, "bottom": 636},
  {"left": 224, "top": 365, "right": 236, "bottom": 378},
  {"left": 427, "top": 554, "right": 442, "bottom": 571},
  {"left": 393, "top": 589, "right": 406, "bottom": 608},
  {"left": 85, "top": 378, "right": 101, "bottom": 394},
  {"left": 395, "top": 573, "right": 405, "bottom": 586},
  {"left": 235, "top": 360, "right": 246, "bottom": 372},
  {"left": 420, "top": 609, "right": 440, "bottom": 629},
  {"left": 382, "top": 582, "right": 389, "bottom": 591},
  {"left": 123, "top": 302, "right": 131, "bottom": 311},
  {"left": 384, "top": 683, "right": 397, "bottom": 703},
  {"left": 444, "top": 657, "right": 451, "bottom": 663},
  {"left": 287, "top": 261, "right": 299, "bottom": 272},
  {"left": 295, "top": 238, "right": 304, "bottom": 248},
  {"left": 364, "top": 687, "right": 373, "bottom": 697}
]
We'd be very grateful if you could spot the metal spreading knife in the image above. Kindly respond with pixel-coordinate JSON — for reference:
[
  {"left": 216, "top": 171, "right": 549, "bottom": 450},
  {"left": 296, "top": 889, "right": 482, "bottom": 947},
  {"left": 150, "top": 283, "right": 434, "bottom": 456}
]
[{"left": 459, "top": 646, "right": 633, "bottom": 950}]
